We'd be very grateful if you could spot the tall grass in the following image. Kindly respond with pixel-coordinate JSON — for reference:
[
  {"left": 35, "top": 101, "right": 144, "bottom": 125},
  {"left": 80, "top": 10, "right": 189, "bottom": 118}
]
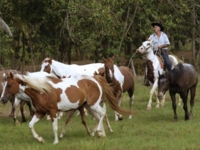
[{"left": 0, "top": 75, "right": 200, "bottom": 150}]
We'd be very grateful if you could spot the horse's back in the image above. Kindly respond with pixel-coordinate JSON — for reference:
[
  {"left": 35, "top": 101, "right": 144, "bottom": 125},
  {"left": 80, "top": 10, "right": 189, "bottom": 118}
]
[
  {"left": 172, "top": 63, "right": 198, "bottom": 87},
  {"left": 119, "top": 66, "right": 134, "bottom": 92}
]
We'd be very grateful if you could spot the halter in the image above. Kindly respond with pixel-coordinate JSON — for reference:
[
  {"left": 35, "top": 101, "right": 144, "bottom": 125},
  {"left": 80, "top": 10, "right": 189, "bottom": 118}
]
[{"left": 143, "top": 43, "right": 152, "bottom": 51}]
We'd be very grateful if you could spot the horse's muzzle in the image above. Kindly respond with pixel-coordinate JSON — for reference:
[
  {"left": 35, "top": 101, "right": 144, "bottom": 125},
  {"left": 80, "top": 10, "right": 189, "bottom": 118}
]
[
  {"left": 0, "top": 98, "right": 8, "bottom": 104},
  {"left": 157, "top": 92, "right": 164, "bottom": 100}
]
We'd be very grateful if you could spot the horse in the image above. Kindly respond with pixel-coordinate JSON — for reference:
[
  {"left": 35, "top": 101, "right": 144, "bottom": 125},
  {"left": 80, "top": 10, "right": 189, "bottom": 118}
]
[
  {"left": 1, "top": 71, "right": 132, "bottom": 144},
  {"left": 0, "top": 70, "right": 33, "bottom": 123},
  {"left": 103, "top": 57, "right": 135, "bottom": 120},
  {"left": 40, "top": 58, "right": 124, "bottom": 119},
  {"left": 137, "top": 39, "right": 181, "bottom": 109},
  {"left": 157, "top": 63, "right": 198, "bottom": 121}
]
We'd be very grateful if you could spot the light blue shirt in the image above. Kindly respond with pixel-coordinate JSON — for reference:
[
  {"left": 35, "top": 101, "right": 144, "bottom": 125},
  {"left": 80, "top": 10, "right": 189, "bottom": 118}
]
[{"left": 149, "top": 32, "right": 170, "bottom": 50}]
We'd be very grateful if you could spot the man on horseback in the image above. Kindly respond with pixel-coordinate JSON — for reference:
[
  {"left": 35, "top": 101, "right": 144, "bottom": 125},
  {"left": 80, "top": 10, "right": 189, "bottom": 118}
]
[{"left": 143, "top": 22, "right": 172, "bottom": 86}]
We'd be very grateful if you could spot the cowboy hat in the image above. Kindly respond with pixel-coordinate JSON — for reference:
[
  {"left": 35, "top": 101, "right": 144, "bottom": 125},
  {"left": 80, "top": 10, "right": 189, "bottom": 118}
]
[{"left": 151, "top": 23, "right": 164, "bottom": 31}]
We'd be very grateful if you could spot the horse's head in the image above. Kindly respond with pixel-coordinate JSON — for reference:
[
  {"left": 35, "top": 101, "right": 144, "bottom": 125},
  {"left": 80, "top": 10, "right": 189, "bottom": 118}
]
[
  {"left": 103, "top": 56, "right": 115, "bottom": 83},
  {"left": 137, "top": 40, "right": 153, "bottom": 54},
  {"left": 0, "top": 71, "right": 20, "bottom": 104},
  {"left": 40, "top": 58, "right": 53, "bottom": 73},
  {"left": 157, "top": 71, "right": 170, "bottom": 100}
]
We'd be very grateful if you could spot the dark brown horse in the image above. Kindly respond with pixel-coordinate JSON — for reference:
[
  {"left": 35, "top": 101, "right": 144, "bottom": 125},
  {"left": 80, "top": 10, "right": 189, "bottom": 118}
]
[
  {"left": 103, "top": 57, "right": 135, "bottom": 120},
  {"left": 0, "top": 70, "right": 33, "bottom": 123},
  {"left": 157, "top": 63, "right": 198, "bottom": 121}
]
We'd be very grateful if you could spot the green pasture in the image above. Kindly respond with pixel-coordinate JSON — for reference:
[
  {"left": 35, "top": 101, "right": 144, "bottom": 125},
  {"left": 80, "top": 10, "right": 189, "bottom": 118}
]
[{"left": 0, "top": 75, "right": 200, "bottom": 150}]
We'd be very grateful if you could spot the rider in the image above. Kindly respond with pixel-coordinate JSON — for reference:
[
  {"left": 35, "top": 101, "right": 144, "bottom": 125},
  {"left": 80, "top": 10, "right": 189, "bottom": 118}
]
[{"left": 143, "top": 22, "right": 172, "bottom": 86}]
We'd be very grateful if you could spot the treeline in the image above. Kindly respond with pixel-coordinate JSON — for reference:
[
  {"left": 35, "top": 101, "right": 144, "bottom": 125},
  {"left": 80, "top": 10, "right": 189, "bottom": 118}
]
[{"left": 0, "top": 0, "right": 200, "bottom": 72}]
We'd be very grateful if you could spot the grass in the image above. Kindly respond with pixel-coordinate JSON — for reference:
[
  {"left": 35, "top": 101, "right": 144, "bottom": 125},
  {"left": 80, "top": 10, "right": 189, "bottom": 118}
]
[{"left": 0, "top": 75, "right": 200, "bottom": 150}]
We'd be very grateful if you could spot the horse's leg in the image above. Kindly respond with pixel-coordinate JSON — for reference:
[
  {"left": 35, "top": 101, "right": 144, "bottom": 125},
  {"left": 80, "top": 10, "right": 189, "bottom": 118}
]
[
  {"left": 94, "top": 104, "right": 106, "bottom": 137},
  {"left": 169, "top": 91, "right": 177, "bottom": 121},
  {"left": 189, "top": 86, "right": 197, "bottom": 118},
  {"left": 128, "top": 89, "right": 134, "bottom": 119},
  {"left": 78, "top": 106, "right": 92, "bottom": 135},
  {"left": 147, "top": 79, "right": 158, "bottom": 110},
  {"left": 29, "top": 113, "right": 45, "bottom": 143},
  {"left": 154, "top": 90, "right": 160, "bottom": 108},
  {"left": 59, "top": 110, "right": 76, "bottom": 138},
  {"left": 26, "top": 101, "right": 35, "bottom": 116},
  {"left": 115, "top": 91, "right": 122, "bottom": 121},
  {"left": 84, "top": 105, "right": 104, "bottom": 137},
  {"left": 102, "top": 103, "right": 113, "bottom": 133},
  {"left": 177, "top": 95, "right": 182, "bottom": 106},
  {"left": 57, "top": 112, "right": 63, "bottom": 119},
  {"left": 10, "top": 97, "right": 19, "bottom": 124},
  {"left": 20, "top": 101, "right": 26, "bottom": 122},
  {"left": 52, "top": 117, "right": 58, "bottom": 144},
  {"left": 180, "top": 91, "right": 190, "bottom": 121}
]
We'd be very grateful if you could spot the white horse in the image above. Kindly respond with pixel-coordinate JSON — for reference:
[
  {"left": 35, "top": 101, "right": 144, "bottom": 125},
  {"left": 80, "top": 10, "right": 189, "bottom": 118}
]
[
  {"left": 137, "top": 39, "right": 181, "bottom": 109},
  {"left": 40, "top": 58, "right": 124, "bottom": 89},
  {"left": 40, "top": 58, "right": 125, "bottom": 120}
]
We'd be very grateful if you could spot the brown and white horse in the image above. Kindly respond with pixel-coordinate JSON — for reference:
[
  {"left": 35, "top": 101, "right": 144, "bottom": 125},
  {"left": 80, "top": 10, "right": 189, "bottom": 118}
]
[
  {"left": 103, "top": 57, "right": 135, "bottom": 119},
  {"left": 0, "top": 70, "right": 33, "bottom": 123},
  {"left": 1, "top": 71, "right": 132, "bottom": 144}
]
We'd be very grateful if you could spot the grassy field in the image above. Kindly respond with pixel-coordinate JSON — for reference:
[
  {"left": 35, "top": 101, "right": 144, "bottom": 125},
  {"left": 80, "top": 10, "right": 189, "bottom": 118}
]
[{"left": 0, "top": 75, "right": 200, "bottom": 150}]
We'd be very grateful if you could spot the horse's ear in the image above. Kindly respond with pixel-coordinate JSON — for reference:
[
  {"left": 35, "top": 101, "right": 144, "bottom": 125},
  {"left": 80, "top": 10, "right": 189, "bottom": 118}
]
[
  {"left": 102, "top": 57, "right": 106, "bottom": 62},
  {"left": 10, "top": 72, "right": 14, "bottom": 79},
  {"left": 49, "top": 58, "right": 53, "bottom": 63},
  {"left": 111, "top": 55, "right": 115, "bottom": 60},
  {"left": 146, "top": 38, "right": 150, "bottom": 41}
]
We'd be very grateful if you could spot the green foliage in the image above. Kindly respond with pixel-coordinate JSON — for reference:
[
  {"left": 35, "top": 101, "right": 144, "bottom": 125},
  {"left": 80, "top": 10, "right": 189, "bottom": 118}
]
[{"left": 0, "top": 0, "right": 200, "bottom": 69}]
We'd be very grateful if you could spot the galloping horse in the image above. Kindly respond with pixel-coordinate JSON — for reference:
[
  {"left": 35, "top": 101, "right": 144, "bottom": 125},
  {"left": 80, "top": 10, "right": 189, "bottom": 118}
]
[
  {"left": 0, "top": 70, "right": 33, "bottom": 123},
  {"left": 137, "top": 39, "right": 180, "bottom": 109},
  {"left": 157, "top": 63, "right": 198, "bottom": 121},
  {"left": 1, "top": 71, "right": 132, "bottom": 144},
  {"left": 103, "top": 57, "right": 134, "bottom": 119}
]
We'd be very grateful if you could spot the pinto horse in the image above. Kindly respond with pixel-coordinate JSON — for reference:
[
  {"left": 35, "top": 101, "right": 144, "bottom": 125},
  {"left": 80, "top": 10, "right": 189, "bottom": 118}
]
[
  {"left": 0, "top": 70, "right": 33, "bottom": 123},
  {"left": 103, "top": 57, "right": 134, "bottom": 120},
  {"left": 1, "top": 71, "right": 132, "bottom": 144},
  {"left": 137, "top": 39, "right": 180, "bottom": 109},
  {"left": 157, "top": 63, "right": 198, "bottom": 121},
  {"left": 40, "top": 57, "right": 124, "bottom": 89}
]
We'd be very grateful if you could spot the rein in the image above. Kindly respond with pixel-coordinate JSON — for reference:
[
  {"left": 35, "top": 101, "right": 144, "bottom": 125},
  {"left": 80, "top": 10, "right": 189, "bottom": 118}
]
[{"left": 127, "top": 51, "right": 138, "bottom": 67}]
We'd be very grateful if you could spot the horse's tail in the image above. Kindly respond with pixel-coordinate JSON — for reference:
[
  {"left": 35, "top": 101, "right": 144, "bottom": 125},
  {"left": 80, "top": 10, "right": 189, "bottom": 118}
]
[{"left": 94, "top": 75, "right": 133, "bottom": 116}]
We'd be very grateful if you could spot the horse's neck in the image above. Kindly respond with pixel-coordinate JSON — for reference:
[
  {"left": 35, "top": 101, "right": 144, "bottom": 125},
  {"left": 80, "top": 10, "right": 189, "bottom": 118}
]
[
  {"left": 51, "top": 60, "right": 70, "bottom": 76},
  {"left": 146, "top": 49, "right": 155, "bottom": 61}
]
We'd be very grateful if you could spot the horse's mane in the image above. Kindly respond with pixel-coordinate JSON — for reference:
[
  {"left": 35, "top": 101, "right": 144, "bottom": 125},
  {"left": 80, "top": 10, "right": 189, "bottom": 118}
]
[{"left": 15, "top": 74, "right": 52, "bottom": 93}]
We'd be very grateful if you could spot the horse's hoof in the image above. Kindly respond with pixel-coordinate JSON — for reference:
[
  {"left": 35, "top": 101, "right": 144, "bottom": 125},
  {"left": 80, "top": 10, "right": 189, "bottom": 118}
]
[
  {"left": 146, "top": 107, "right": 151, "bottom": 110},
  {"left": 53, "top": 140, "right": 59, "bottom": 144},
  {"left": 38, "top": 137, "right": 44, "bottom": 143},
  {"left": 90, "top": 132, "right": 95, "bottom": 137},
  {"left": 14, "top": 120, "right": 20, "bottom": 125},
  {"left": 97, "top": 132, "right": 106, "bottom": 138},
  {"left": 118, "top": 117, "right": 123, "bottom": 121},
  {"left": 128, "top": 115, "right": 132, "bottom": 119},
  {"left": 59, "top": 134, "right": 63, "bottom": 138}
]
